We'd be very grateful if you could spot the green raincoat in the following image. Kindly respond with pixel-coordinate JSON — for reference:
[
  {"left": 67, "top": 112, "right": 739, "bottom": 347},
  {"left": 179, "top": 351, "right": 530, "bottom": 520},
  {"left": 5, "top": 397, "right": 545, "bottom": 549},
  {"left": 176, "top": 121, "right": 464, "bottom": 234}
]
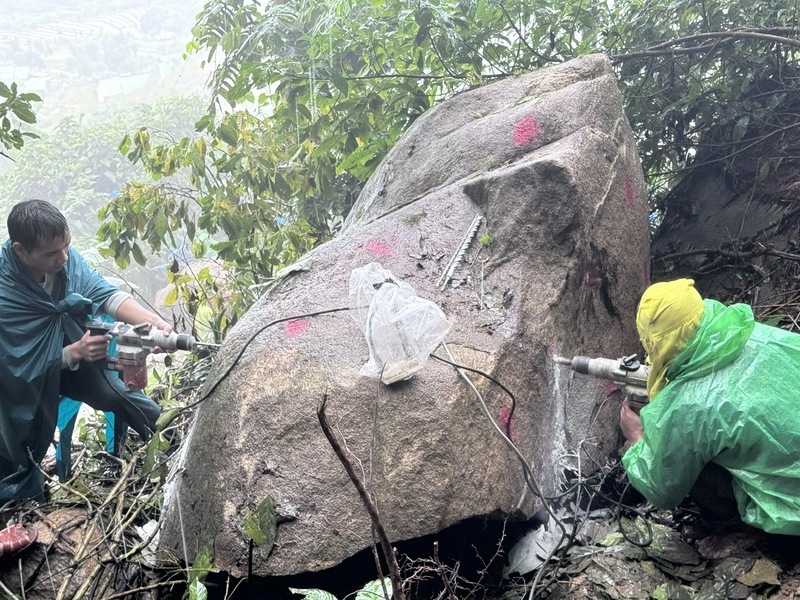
[
  {"left": 0, "top": 240, "right": 118, "bottom": 501},
  {"left": 623, "top": 298, "right": 800, "bottom": 534}
]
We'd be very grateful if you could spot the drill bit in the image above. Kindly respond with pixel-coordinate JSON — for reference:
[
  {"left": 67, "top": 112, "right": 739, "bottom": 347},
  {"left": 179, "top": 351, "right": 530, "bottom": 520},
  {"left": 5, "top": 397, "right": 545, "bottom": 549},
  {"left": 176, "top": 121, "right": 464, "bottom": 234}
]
[{"left": 193, "top": 341, "right": 222, "bottom": 351}]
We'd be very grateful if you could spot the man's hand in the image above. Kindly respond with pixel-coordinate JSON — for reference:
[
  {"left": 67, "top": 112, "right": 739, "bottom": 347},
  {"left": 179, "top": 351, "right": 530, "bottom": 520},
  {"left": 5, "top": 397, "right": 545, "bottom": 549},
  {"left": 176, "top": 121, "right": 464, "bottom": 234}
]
[
  {"left": 153, "top": 318, "right": 173, "bottom": 336},
  {"left": 149, "top": 319, "right": 174, "bottom": 354},
  {"left": 619, "top": 398, "right": 644, "bottom": 444},
  {"left": 69, "top": 330, "right": 111, "bottom": 363}
]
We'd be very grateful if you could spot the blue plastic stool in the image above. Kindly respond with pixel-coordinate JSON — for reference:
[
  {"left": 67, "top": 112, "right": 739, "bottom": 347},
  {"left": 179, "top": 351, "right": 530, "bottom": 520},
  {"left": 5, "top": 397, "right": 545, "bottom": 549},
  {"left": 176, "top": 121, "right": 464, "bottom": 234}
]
[{"left": 55, "top": 398, "right": 124, "bottom": 481}]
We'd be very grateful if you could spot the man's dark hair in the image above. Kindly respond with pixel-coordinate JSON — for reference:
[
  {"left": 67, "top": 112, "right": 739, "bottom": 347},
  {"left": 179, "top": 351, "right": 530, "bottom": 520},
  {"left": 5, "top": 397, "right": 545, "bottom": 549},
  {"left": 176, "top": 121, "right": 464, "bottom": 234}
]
[{"left": 7, "top": 199, "right": 69, "bottom": 249}]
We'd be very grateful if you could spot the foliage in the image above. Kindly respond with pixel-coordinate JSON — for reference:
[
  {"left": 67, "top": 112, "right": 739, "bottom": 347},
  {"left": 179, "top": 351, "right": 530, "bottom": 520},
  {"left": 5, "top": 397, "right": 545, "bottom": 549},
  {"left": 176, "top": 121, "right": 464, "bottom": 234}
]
[
  {"left": 0, "top": 95, "right": 205, "bottom": 247},
  {"left": 98, "top": 0, "right": 800, "bottom": 338},
  {"left": 188, "top": 543, "right": 216, "bottom": 600},
  {"left": 241, "top": 494, "right": 276, "bottom": 546},
  {"left": 0, "top": 81, "right": 40, "bottom": 159}
]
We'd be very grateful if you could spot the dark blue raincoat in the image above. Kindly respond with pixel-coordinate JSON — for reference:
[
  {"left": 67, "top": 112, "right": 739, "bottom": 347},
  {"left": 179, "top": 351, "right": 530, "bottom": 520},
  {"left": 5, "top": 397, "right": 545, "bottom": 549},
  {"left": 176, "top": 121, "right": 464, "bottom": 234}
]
[{"left": 0, "top": 240, "right": 118, "bottom": 501}]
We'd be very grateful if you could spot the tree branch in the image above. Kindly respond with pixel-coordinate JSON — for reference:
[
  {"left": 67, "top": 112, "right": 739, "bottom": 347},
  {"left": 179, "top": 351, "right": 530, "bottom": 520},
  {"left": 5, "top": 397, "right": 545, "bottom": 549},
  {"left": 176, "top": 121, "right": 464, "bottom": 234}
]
[
  {"left": 317, "top": 392, "right": 406, "bottom": 600},
  {"left": 613, "top": 29, "right": 800, "bottom": 62}
]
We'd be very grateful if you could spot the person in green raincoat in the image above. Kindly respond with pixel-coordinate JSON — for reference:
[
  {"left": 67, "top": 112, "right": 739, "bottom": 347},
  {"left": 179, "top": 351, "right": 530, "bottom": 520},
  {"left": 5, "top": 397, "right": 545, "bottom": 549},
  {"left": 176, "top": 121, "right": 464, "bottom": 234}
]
[
  {"left": 620, "top": 278, "right": 800, "bottom": 536},
  {"left": 0, "top": 199, "right": 171, "bottom": 502}
]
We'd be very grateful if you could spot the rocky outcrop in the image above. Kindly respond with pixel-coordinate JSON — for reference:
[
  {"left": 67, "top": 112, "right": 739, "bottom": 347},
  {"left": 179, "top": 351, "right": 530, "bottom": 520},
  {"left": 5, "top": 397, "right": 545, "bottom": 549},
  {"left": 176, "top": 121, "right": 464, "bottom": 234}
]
[{"left": 158, "top": 54, "right": 650, "bottom": 577}]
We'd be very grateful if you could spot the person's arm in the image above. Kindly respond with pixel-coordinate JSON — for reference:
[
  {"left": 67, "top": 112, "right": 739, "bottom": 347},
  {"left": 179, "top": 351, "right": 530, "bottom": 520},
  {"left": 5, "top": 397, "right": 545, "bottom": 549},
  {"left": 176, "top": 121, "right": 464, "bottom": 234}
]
[
  {"left": 110, "top": 298, "right": 173, "bottom": 335},
  {"left": 62, "top": 299, "right": 172, "bottom": 368},
  {"left": 621, "top": 388, "right": 712, "bottom": 509}
]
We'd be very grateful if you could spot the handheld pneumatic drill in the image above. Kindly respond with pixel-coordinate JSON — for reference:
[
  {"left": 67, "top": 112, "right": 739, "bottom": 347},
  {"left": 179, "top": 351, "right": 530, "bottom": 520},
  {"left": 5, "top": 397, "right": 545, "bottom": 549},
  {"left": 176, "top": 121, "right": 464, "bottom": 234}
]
[
  {"left": 86, "top": 320, "right": 216, "bottom": 390},
  {"left": 553, "top": 354, "right": 650, "bottom": 403}
]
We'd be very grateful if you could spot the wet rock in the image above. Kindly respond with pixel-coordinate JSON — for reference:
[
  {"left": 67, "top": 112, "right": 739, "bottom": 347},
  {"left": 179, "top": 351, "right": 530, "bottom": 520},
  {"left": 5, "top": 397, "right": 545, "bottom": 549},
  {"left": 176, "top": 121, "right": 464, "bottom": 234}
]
[{"left": 159, "top": 54, "right": 650, "bottom": 577}]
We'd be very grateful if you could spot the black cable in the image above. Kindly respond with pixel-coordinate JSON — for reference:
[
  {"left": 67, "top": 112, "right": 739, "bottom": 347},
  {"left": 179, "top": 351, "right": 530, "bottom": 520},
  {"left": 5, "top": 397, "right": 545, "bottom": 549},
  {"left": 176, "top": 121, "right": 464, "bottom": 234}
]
[
  {"left": 429, "top": 353, "right": 517, "bottom": 439},
  {"left": 614, "top": 478, "right": 654, "bottom": 547},
  {"left": 182, "top": 306, "right": 352, "bottom": 410},
  {"left": 429, "top": 352, "right": 553, "bottom": 504}
]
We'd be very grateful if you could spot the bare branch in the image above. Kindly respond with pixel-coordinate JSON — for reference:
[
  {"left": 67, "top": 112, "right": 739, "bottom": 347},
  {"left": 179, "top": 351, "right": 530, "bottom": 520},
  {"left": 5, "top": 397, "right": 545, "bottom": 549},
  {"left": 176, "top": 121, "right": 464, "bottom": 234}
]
[{"left": 317, "top": 392, "right": 406, "bottom": 600}]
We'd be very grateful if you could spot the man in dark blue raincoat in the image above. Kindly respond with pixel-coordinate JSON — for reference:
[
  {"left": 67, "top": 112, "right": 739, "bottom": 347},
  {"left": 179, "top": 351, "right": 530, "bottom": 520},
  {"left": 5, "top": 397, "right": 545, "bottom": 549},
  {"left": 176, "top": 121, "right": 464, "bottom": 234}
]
[{"left": 0, "top": 199, "right": 171, "bottom": 502}]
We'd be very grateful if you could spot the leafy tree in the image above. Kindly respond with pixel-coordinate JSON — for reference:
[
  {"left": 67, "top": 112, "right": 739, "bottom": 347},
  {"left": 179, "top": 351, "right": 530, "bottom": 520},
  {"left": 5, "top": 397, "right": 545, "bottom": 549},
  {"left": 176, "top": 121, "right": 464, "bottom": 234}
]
[
  {"left": 0, "top": 81, "right": 40, "bottom": 160},
  {"left": 99, "top": 0, "right": 800, "bottom": 334},
  {"left": 0, "top": 95, "right": 206, "bottom": 306},
  {"left": 1, "top": 95, "right": 205, "bottom": 246}
]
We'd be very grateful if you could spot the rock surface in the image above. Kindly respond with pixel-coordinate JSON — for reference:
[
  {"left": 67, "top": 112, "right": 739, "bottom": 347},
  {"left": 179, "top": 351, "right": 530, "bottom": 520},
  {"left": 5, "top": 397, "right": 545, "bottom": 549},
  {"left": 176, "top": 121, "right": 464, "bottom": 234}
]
[{"left": 158, "top": 54, "right": 650, "bottom": 577}]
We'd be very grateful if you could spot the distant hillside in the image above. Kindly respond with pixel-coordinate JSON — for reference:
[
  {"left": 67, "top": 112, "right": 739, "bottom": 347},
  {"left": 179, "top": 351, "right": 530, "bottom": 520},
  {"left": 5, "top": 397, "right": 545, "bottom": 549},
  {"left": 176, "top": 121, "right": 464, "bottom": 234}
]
[{"left": 0, "top": 0, "right": 207, "bottom": 128}]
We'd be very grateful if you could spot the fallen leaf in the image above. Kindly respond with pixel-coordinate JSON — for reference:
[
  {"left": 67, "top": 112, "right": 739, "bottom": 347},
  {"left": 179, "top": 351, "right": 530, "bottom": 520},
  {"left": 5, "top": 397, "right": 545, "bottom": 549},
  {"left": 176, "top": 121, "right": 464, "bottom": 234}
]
[{"left": 737, "top": 558, "right": 781, "bottom": 587}]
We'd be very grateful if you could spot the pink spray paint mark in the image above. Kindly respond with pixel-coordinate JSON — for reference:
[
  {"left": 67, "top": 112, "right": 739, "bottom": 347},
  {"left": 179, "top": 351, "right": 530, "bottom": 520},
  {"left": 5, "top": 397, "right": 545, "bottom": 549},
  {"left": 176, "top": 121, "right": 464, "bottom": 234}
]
[
  {"left": 603, "top": 380, "right": 621, "bottom": 396},
  {"left": 365, "top": 239, "right": 392, "bottom": 258},
  {"left": 625, "top": 176, "right": 635, "bottom": 207},
  {"left": 586, "top": 265, "right": 598, "bottom": 287},
  {"left": 284, "top": 318, "right": 309, "bottom": 338},
  {"left": 513, "top": 116, "right": 540, "bottom": 147},
  {"left": 498, "top": 406, "right": 518, "bottom": 444}
]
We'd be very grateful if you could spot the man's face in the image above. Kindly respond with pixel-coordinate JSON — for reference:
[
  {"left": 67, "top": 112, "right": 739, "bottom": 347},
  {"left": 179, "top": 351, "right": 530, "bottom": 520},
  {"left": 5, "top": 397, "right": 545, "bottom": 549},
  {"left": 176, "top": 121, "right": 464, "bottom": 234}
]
[{"left": 12, "top": 232, "right": 71, "bottom": 282}]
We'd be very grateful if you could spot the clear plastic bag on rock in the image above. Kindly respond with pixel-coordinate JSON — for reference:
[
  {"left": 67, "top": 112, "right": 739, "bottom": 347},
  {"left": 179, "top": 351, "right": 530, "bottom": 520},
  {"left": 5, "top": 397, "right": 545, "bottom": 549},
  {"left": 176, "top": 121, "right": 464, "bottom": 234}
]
[{"left": 349, "top": 263, "right": 452, "bottom": 384}]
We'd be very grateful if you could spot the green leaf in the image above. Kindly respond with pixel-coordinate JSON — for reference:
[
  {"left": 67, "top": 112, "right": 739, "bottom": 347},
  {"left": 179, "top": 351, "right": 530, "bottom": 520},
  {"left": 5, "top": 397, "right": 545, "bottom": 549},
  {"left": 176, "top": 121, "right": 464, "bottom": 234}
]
[
  {"left": 242, "top": 495, "right": 276, "bottom": 546},
  {"left": 188, "top": 579, "right": 208, "bottom": 600},
  {"left": 155, "top": 407, "right": 180, "bottom": 430},
  {"left": 356, "top": 578, "right": 393, "bottom": 600},
  {"left": 154, "top": 211, "right": 169, "bottom": 238},
  {"left": 12, "top": 106, "right": 36, "bottom": 124},
  {"left": 287, "top": 588, "right": 338, "bottom": 600},
  {"left": 330, "top": 71, "right": 349, "bottom": 95},
  {"left": 217, "top": 122, "right": 239, "bottom": 146},
  {"left": 163, "top": 286, "right": 179, "bottom": 307},
  {"left": 732, "top": 115, "right": 750, "bottom": 142},
  {"left": 131, "top": 243, "right": 147, "bottom": 266},
  {"left": 190, "top": 543, "right": 216, "bottom": 582},
  {"left": 195, "top": 114, "right": 212, "bottom": 132}
]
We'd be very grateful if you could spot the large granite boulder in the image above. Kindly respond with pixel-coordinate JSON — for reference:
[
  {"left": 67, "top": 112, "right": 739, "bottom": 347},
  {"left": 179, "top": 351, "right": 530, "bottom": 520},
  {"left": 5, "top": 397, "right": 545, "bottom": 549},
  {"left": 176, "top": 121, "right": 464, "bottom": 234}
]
[{"left": 159, "top": 54, "right": 650, "bottom": 577}]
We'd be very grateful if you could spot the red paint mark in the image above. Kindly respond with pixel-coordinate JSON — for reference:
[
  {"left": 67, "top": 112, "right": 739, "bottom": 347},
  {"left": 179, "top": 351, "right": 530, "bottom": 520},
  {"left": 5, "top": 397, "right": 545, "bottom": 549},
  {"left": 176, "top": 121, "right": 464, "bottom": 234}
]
[
  {"left": 365, "top": 239, "right": 392, "bottom": 257},
  {"left": 625, "top": 176, "right": 635, "bottom": 207},
  {"left": 498, "top": 406, "right": 518, "bottom": 444},
  {"left": 513, "top": 116, "right": 540, "bottom": 147},
  {"left": 284, "top": 318, "right": 309, "bottom": 338},
  {"left": 549, "top": 340, "right": 558, "bottom": 358},
  {"left": 603, "top": 380, "right": 621, "bottom": 396}
]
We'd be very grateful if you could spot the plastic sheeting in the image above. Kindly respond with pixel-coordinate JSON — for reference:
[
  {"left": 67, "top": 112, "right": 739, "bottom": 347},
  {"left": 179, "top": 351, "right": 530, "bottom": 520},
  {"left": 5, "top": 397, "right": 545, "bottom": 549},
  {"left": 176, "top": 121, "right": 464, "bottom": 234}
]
[
  {"left": 623, "top": 298, "right": 800, "bottom": 534},
  {"left": 349, "top": 262, "right": 452, "bottom": 384}
]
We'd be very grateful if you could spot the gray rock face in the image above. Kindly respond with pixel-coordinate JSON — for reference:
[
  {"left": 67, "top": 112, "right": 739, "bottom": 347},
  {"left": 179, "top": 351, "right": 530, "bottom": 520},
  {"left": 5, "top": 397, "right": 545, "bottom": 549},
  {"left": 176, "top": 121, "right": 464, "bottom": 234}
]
[{"left": 158, "top": 54, "right": 650, "bottom": 578}]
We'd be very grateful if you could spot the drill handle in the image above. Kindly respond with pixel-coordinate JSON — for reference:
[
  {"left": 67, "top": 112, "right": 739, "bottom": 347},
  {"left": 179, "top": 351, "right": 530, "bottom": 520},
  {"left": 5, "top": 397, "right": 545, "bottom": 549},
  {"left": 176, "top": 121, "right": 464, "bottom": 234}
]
[{"left": 86, "top": 320, "right": 113, "bottom": 337}]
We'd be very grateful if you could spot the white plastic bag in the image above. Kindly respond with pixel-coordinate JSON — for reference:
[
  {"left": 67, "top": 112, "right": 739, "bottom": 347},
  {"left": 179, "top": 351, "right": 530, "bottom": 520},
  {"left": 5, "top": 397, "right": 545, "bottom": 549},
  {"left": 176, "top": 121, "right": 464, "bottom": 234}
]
[{"left": 349, "top": 263, "right": 452, "bottom": 384}]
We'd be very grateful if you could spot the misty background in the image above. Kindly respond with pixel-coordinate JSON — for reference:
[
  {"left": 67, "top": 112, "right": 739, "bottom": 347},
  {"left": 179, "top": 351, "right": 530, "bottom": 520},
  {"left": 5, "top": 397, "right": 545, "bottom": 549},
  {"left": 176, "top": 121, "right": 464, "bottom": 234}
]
[{"left": 0, "top": 0, "right": 210, "bottom": 301}]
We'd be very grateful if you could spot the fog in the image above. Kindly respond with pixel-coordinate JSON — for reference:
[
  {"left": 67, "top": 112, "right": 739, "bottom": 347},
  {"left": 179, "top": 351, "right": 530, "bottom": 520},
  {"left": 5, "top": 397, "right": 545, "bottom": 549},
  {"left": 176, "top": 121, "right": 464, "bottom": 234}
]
[
  {"left": 0, "top": 0, "right": 206, "bottom": 126},
  {"left": 0, "top": 0, "right": 210, "bottom": 301}
]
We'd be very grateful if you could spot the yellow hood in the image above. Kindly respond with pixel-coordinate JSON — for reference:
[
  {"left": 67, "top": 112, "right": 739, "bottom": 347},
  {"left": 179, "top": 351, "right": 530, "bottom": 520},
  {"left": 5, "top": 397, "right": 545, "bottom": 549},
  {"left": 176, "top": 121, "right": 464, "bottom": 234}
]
[{"left": 636, "top": 278, "right": 705, "bottom": 397}]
